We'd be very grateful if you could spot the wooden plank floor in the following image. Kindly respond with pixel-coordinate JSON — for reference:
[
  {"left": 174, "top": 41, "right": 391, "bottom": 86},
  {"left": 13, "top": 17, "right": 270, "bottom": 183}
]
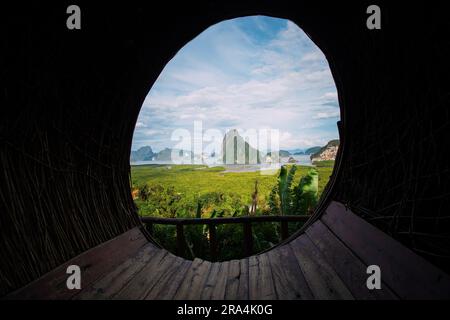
[
  {"left": 6, "top": 227, "right": 149, "bottom": 300},
  {"left": 7, "top": 201, "right": 450, "bottom": 300}
]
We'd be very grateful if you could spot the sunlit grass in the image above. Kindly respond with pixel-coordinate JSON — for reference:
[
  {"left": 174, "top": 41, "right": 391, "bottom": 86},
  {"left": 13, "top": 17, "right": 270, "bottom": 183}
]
[{"left": 131, "top": 163, "right": 334, "bottom": 216}]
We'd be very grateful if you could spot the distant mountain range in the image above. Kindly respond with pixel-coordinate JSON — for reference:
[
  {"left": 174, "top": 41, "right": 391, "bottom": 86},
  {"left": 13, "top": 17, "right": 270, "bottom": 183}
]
[
  {"left": 154, "top": 148, "right": 193, "bottom": 161},
  {"left": 131, "top": 130, "right": 339, "bottom": 164},
  {"left": 267, "top": 150, "right": 291, "bottom": 157},
  {"left": 131, "top": 146, "right": 193, "bottom": 162},
  {"left": 130, "top": 146, "right": 154, "bottom": 162},
  {"left": 268, "top": 146, "right": 322, "bottom": 157}
]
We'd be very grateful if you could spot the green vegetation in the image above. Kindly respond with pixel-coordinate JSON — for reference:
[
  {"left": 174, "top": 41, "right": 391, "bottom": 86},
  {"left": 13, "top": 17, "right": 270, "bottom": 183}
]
[
  {"left": 312, "top": 160, "right": 335, "bottom": 167},
  {"left": 131, "top": 162, "right": 334, "bottom": 261}
]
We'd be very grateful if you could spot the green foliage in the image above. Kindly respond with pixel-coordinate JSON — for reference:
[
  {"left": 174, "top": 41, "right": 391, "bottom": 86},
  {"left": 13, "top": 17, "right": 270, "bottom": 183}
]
[
  {"left": 138, "top": 184, "right": 149, "bottom": 201},
  {"left": 269, "top": 165, "right": 297, "bottom": 215},
  {"left": 268, "top": 164, "right": 319, "bottom": 217},
  {"left": 131, "top": 164, "right": 331, "bottom": 260},
  {"left": 313, "top": 160, "right": 335, "bottom": 167},
  {"left": 293, "top": 168, "right": 319, "bottom": 215},
  {"left": 278, "top": 165, "right": 296, "bottom": 215},
  {"left": 268, "top": 185, "right": 281, "bottom": 215}
]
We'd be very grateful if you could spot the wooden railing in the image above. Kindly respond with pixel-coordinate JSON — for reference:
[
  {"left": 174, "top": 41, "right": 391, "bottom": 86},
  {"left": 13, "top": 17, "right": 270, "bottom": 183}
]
[{"left": 141, "top": 215, "right": 309, "bottom": 261}]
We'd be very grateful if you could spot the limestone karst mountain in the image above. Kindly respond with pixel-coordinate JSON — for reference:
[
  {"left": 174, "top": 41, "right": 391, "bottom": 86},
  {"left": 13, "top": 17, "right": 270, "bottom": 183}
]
[
  {"left": 222, "top": 129, "right": 263, "bottom": 164},
  {"left": 130, "top": 146, "right": 193, "bottom": 162},
  {"left": 130, "top": 146, "right": 154, "bottom": 162},
  {"left": 154, "top": 148, "right": 193, "bottom": 161}
]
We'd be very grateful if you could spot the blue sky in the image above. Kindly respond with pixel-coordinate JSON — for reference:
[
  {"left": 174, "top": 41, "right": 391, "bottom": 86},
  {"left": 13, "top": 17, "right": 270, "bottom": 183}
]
[{"left": 132, "top": 16, "right": 340, "bottom": 152}]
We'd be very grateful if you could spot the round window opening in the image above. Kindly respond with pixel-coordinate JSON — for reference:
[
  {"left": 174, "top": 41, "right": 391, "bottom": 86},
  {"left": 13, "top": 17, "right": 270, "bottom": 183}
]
[{"left": 130, "top": 16, "right": 340, "bottom": 261}]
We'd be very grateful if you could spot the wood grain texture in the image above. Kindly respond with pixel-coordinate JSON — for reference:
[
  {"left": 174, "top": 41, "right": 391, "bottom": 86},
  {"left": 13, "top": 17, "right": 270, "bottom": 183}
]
[
  {"left": 237, "top": 258, "right": 249, "bottom": 300},
  {"left": 201, "top": 261, "right": 229, "bottom": 300},
  {"left": 289, "top": 235, "right": 354, "bottom": 300},
  {"left": 6, "top": 227, "right": 148, "bottom": 300},
  {"left": 144, "top": 256, "right": 187, "bottom": 300},
  {"left": 200, "top": 262, "right": 221, "bottom": 300},
  {"left": 174, "top": 258, "right": 212, "bottom": 300},
  {"left": 322, "top": 201, "right": 450, "bottom": 299},
  {"left": 113, "top": 250, "right": 175, "bottom": 299},
  {"left": 224, "top": 260, "right": 240, "bottom": 300},
  {"left": 75, "top": 243, "right": 159, "bottom": 299},
  {"left": 248, "top": 254, "right": 277, "bottom": 300},
  {"left": 267, "top": 246, "right": 313, "bottom": 299},
  {"left": 10, "top": 200, "right": 448, "bottom": 301},
  {"left": 150, "top": 259, "right": 192, "bottom": 300},
  {"left": 306, "top": 220, "right": 397, "bottom": 299}
]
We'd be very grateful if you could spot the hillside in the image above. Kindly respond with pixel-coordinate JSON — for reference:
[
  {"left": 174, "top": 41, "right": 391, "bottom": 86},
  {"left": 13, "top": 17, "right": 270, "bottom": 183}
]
[
  {"left": 130, "top": 146, "right": 154, "bottom": 162},
  {"left": 304, "top": 146, "right": 322, "bottom": 155},
  {"left": 154, "top": 148, "right": 193, "bottom": 161},
  {"left": 130, "top": 146, "right": 193, "bottom": 162},
  {"left": 267, "top": 150, "right": 291, "bottom": 157},
  {"left": 310, "top": 140, "right": 340, "bottom": 162}
]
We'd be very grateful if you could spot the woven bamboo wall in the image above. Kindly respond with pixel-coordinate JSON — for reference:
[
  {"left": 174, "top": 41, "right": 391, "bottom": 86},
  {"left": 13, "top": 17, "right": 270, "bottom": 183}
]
[{"left": 1, "top": 1, "right": 449, "bottom": 296}]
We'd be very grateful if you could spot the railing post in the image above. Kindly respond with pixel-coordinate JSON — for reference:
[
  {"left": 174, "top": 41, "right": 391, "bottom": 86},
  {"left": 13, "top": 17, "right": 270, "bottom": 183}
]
[
  {"left": 145, "top": 222, "right": 154, "bottom": 237},
  {"left": 209, "top": 224, "right": 218, "bottom": 262},
  {"left": 176, "top": 224, "right": 185, "bottom": 258},
  {"left": 280, "top": 220, "right": 289, "bottom": 241},
  {"left": 243, "top": 222, "right": 253, "bottom": 257},
  {"left": 140, "top": 215, "right": 309, "bottom": 260}
]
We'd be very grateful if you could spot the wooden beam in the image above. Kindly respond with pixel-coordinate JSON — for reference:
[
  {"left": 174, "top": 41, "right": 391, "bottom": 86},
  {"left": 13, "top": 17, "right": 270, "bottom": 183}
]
[
  {"left": 243, "top": 222, "right": 253, "bottom": 257},
  {"left": 141, "top": 215, "right": 309, "bottom": 225},
  {"left": 280, "top": 221, "right": 289, "bottom": 240},
  {"left": 209, "top": 224, "right": 218, "bottom": 262},
  {"left": 145, "top": 222, "right": 154, "bottom": 236},
  {"left": 176, "top": 224, "right": 185, "bottom": 258}
]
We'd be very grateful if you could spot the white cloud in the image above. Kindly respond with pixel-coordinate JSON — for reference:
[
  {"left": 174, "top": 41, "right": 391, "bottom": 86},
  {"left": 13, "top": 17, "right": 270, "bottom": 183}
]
[
  {"left": 301, "top": 51, "right": 325, "bottom": 62},
  {"left": 322, "top": 92, "right": 338, "bottom": 100},
  {"left": 313, "top": 111, "right": 340, "bottom": 120},
  {"left": 132, "top": 17, "right": 340, "bottom": 151}
]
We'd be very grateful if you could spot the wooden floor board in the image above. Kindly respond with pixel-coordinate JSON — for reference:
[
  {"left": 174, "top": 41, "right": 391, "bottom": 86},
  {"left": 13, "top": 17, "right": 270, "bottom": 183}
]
[
  {"left": 10, "top": 201, "right": 449, "bottom": 300},
  {"left": 289, "top": 235, "right": 354, "bottom": 300},
  {"left": 248, "top": 254, "right": 277, "bottom": 300},
  {"left": 76, "top": 243, "right": 159, "bottom": 299},
  {"left": 201, "top": 261, "right": 229, "bottom": 300},
  {"left": 144, "top": 256, "right": 187, "bottom": 300},
  {"left": 201, "top": 262, "right": 221, "bottom": 299},
  {"left": 267, "top": 246, "right": 314, "bottom": 299},
  {"left": 113, "top": 250, "right": 175, "bottom": 299},
  {"left": 306, "top": 220, "right": 397, "bottom": 300},
  {"left": 6, "top": 227, "right": 148, "bottom": 300},
  {"left": 322, "top": 201, "right": 450, "bottom": 299},
  {"left": 224, "top": 260, "right": 240, "bottom": 300},
  {"left": 150, "top": 259, "right": 192, "bottom": 300},
  {"left": 237, "top": 258, "right": 249, "bottom": 300},
  {"left": 174, "top": 258, "right": 212, "bottom": 300}
]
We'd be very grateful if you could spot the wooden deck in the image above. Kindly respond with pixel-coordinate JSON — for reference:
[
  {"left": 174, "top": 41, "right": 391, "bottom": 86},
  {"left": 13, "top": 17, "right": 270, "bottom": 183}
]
[{"left": 7, "top": 201, "right": 450, "bottom": 300}]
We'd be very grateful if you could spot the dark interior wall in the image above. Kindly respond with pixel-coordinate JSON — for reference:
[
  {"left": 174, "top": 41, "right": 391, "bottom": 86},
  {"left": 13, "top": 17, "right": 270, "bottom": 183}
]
[
  {"left": 330, "top": 3, "right": 450, "bottom": 270},
  {"left": 1, "top": 1, "right": 449, "bottom": 295}
]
